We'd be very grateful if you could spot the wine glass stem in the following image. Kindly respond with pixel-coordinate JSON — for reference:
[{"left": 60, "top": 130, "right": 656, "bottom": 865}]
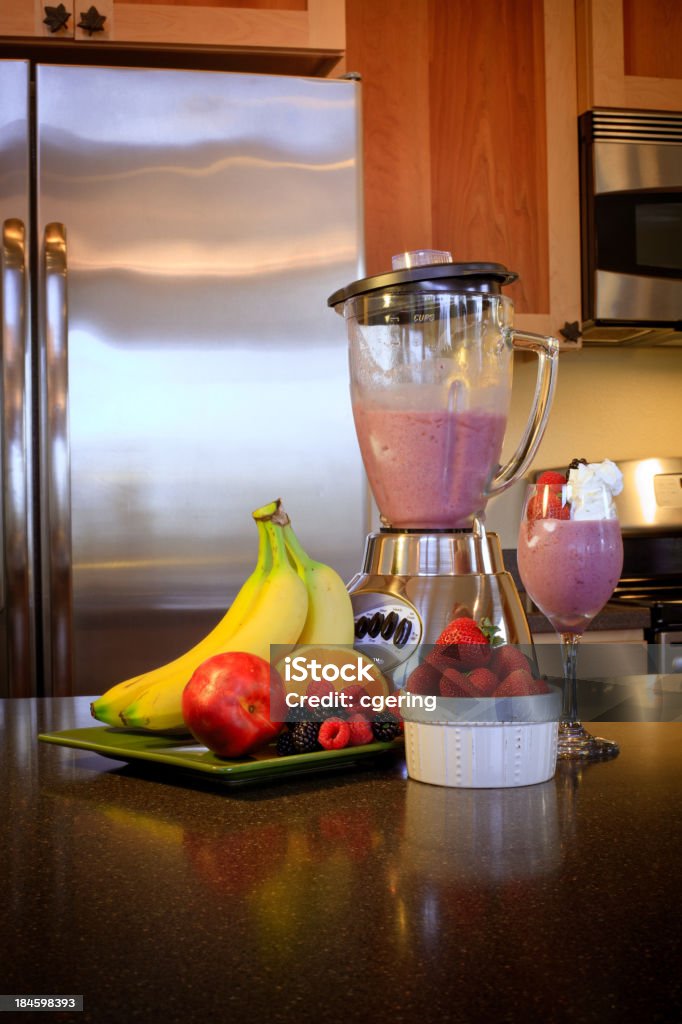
[{"left": 559, "top": 632, "right": 581, "bottom": 726}]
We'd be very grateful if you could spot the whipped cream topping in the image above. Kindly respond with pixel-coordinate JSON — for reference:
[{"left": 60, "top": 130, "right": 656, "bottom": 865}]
[{"left": 567, "top": 459, "right": 623, "bottom": 520}]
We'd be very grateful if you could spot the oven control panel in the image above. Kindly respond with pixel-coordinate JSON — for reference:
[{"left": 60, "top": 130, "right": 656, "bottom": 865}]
[{"left": 654, "top": 473, "right": 682, "bottom": 509}]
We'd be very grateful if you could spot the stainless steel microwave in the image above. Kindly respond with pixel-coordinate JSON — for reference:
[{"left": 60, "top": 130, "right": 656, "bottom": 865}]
[{"left": 579, "top": 109, "right": 682, "bottom": 347}]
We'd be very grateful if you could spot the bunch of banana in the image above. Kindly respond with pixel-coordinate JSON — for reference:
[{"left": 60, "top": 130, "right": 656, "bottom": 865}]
[
  {"left": 90, "top": 498, "right": 355, "bottom": 734},
  {"left": 90, "top": 503, "right": 276, "bottom": 730}
]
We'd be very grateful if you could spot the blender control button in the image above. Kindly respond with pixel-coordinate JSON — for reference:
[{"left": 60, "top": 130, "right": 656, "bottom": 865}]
[
  {"left": 367, "top": 612, "right": 385, "bottom": 638},
  {"left": 354, "top": 616, "right": 369, "bottom": 639},
  {"left": 393, "top": 618, "right": 412, "bottom": 648},
  {"left": 381, "top": 611, "right": 399, "bottom": 640}
]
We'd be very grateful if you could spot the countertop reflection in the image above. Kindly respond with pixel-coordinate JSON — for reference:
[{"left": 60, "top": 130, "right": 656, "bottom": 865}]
[{"left": 1, "top": 699, "right": 680, "bottom": 1024}]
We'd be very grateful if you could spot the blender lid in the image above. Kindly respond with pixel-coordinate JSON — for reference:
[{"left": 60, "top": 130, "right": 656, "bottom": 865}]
[{"left": 327, "top": 251, "right": 519, "bottom": 307}]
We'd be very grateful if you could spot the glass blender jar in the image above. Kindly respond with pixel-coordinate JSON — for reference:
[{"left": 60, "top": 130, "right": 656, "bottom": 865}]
[{"left": 328, "top": 250, "right": 559, "bottom": 674}]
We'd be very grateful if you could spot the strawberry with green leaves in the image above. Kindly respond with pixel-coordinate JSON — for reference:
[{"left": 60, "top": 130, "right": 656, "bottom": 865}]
[{"left": 435, "top": 616, "right": 501, "bottom": 669}]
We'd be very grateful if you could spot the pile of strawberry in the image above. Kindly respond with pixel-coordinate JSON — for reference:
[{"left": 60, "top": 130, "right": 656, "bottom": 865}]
[{"left": 406, "top": 615, "right": 550, "bottom": 698}]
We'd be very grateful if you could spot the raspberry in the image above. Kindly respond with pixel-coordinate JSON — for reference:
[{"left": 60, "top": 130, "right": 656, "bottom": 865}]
[
  {"left": 494, "top": 669, "right": 536, "bottom": 697},
  {"left": 347, "top": 714, "right": 374, "bottom": 746},
  {"left": 371, "top": 716, "right": 401, "bottom": 742},
  {"left": 537, "top": 470, "right": 567, "bottom": 486},
  {"left": 466, "top": 667, "right": 499, "bottom": 697},
  {"left": 306, "top": 678, "right": 336, "bottom": 701},
  {"left": 276, "top": 730, "right": 297, "bottom": 756},
  {"left": 291, "top": 720, "right": 321, "bottom": 753},
  {"left": 318, "top": 717, "right": 351, "bottom": 751},
  {"left": 439, "top": 668, "right": 474, "bottom": 697},
  {"left": 490, "top": 646, "right": 532, "bottom": 678},
  {"left": 340, "top": 684, "right": 369, "bottom": 710},
  {"left": 406, "top": 662, "right": 440, "bottom": 696}
]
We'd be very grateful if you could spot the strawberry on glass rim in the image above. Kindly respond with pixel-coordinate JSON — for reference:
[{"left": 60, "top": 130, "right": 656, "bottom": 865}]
[{"left": 527, "top": 470, "right": 570, "bottom": 520}]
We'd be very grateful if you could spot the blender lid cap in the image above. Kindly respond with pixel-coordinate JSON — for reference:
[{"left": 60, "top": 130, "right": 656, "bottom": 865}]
[{"left": 327, "top": 255, "right": 519, "bottom": 307}]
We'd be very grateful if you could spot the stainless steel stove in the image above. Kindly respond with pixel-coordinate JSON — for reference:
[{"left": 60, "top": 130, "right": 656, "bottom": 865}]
[{"left": 605, "top": 458, "right": 682, "bottom": 672}]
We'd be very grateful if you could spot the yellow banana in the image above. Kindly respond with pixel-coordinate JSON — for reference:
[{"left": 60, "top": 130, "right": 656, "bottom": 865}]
[
  {"left": 90, "top": 503, "right": 276, "bottom": 727},
  {"left": 283, "top": 520, "right": 355, "bottom": 646},
  {"left": 119, "top": 509, "right": 308, "bottom": 733},
  {"left": 89, "top": 673, "right": 153, "bottom": 727}
]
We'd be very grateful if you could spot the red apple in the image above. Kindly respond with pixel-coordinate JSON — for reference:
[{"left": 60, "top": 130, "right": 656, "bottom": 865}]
[{"left": 182, "top": 652, "right": 284, "bottom": 758}]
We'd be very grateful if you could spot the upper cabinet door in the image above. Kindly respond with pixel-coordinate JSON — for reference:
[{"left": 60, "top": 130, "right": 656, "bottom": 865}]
[
  {"left": 577, "top": 0, "right": 682, "bottom": 112},
  {"left": 346, "top": 0, "right": 581, "bottom": 345},
  {"left": 113, "top": 0, "right": 344, "bottom": 54}
]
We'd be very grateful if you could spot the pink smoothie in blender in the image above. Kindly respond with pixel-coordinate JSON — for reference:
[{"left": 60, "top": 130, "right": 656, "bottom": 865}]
[{"left": 352, "top": 404, "right": 507, "bottom": 528}]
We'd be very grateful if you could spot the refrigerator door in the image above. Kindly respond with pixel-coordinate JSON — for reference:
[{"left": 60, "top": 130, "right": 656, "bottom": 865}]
[
  {"left": 0, "top": 60, "right": 35, "bottom": 697},
  {"left": 35, "top": 64, "right": 365, "bottom": 697}
]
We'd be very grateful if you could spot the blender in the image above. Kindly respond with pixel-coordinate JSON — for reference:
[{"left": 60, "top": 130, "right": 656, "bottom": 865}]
[{"left": 328, "top": 250, "right": 559, "bottom": 685}]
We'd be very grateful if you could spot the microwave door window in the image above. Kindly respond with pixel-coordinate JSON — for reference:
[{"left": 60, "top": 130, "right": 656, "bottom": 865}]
[
  {"left": 595, "top": 191, "right": 682, "bottom": 279},
  {"left": 635, "top": 202, "right": 682, "bottom": 272}
]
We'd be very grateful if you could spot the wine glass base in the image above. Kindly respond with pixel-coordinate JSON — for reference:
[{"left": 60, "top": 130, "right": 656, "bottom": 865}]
[{"left": 557, "top": 722, "right": 620, "bottom": 762}]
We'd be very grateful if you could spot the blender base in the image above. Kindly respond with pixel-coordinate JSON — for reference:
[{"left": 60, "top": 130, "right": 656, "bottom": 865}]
[{"left": 347, "top": 525, "right": 532, "bottom": 681}]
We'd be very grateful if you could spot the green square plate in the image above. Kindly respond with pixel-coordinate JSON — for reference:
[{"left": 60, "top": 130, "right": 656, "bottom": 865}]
[{"left": 38, "top": 727, "right": 403, "bottom": 786}]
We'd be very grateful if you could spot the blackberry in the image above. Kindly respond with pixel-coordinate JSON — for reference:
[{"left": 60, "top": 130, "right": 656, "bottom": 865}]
[
  {"left": 291, "top": 720, "right": 321, "bottom": 753},
  {"left": 276, "top": 730, "right": 297, "bottom": 757},
  {"left": 371, "top": 716, "right": 401, "bottom": 742},
  {"left": 284, "top": 705, "right": 309, "bottom": 728},
  {"left": 286, "top": 705, "right": 324, "bottom": 728},
  {"left": 321, "top": 704, "right": 348, "bottom": 721}
]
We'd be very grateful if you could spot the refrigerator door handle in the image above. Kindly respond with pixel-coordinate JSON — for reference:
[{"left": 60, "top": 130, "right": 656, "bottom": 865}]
[
  {"left": 1, "top": 219, "right": 33, "bottom": 695},
  {"left": 43, "top": 222, "right": 73, "bottom": 696}
]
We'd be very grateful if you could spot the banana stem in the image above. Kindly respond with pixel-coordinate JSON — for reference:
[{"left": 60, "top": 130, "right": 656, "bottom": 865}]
[{"left": 252, "top": 498, "right": 281, "bottom": 521}]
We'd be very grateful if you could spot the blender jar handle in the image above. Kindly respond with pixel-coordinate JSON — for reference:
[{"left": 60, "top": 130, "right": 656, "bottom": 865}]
[{"left": 486, "top": 328, "right": 560, "bottom": 498}]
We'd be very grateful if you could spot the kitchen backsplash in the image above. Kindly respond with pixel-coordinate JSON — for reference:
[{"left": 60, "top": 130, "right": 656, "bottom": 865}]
[{"left": 486, "top": 347, "right": 682, "bottom": 547}]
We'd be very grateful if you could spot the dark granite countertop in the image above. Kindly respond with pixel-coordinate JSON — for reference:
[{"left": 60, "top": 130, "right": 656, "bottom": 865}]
[{"left": 1, "top": 698, "right": 680, "bottom": 1024}]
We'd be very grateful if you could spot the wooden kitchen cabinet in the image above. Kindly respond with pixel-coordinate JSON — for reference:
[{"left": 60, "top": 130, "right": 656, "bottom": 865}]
[
  {"left": 345, "top": 0, "right": 581, "bottom": 345},
  {"left": 0, "top": 0, "right": 345, "bottom": 72},
  {"left": 576, "top": 0, "right": 682, "bottom": 112},
  {"left": 114, "top": 0, "right": 344, "bottom": 53}
]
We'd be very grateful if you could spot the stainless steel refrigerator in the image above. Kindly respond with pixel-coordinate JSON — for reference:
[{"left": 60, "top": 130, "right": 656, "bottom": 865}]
[{"left": 0, "top": 59, "right": 365, "bottom": 699}]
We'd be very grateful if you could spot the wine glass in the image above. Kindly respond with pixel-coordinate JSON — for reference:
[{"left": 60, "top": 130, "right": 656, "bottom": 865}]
[{"left": 517, "top": 478, "right": 624, "bottom": 760}]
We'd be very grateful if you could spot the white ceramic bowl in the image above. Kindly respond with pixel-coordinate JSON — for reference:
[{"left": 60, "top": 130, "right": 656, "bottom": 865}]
[{"left": 404, "top": 720, "right": 559, "bottom": 788}]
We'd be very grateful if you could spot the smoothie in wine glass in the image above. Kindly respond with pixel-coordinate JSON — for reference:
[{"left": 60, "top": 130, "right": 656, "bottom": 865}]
[{"left": 518, "top": 460, "right": 624, "bottom": 760}]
